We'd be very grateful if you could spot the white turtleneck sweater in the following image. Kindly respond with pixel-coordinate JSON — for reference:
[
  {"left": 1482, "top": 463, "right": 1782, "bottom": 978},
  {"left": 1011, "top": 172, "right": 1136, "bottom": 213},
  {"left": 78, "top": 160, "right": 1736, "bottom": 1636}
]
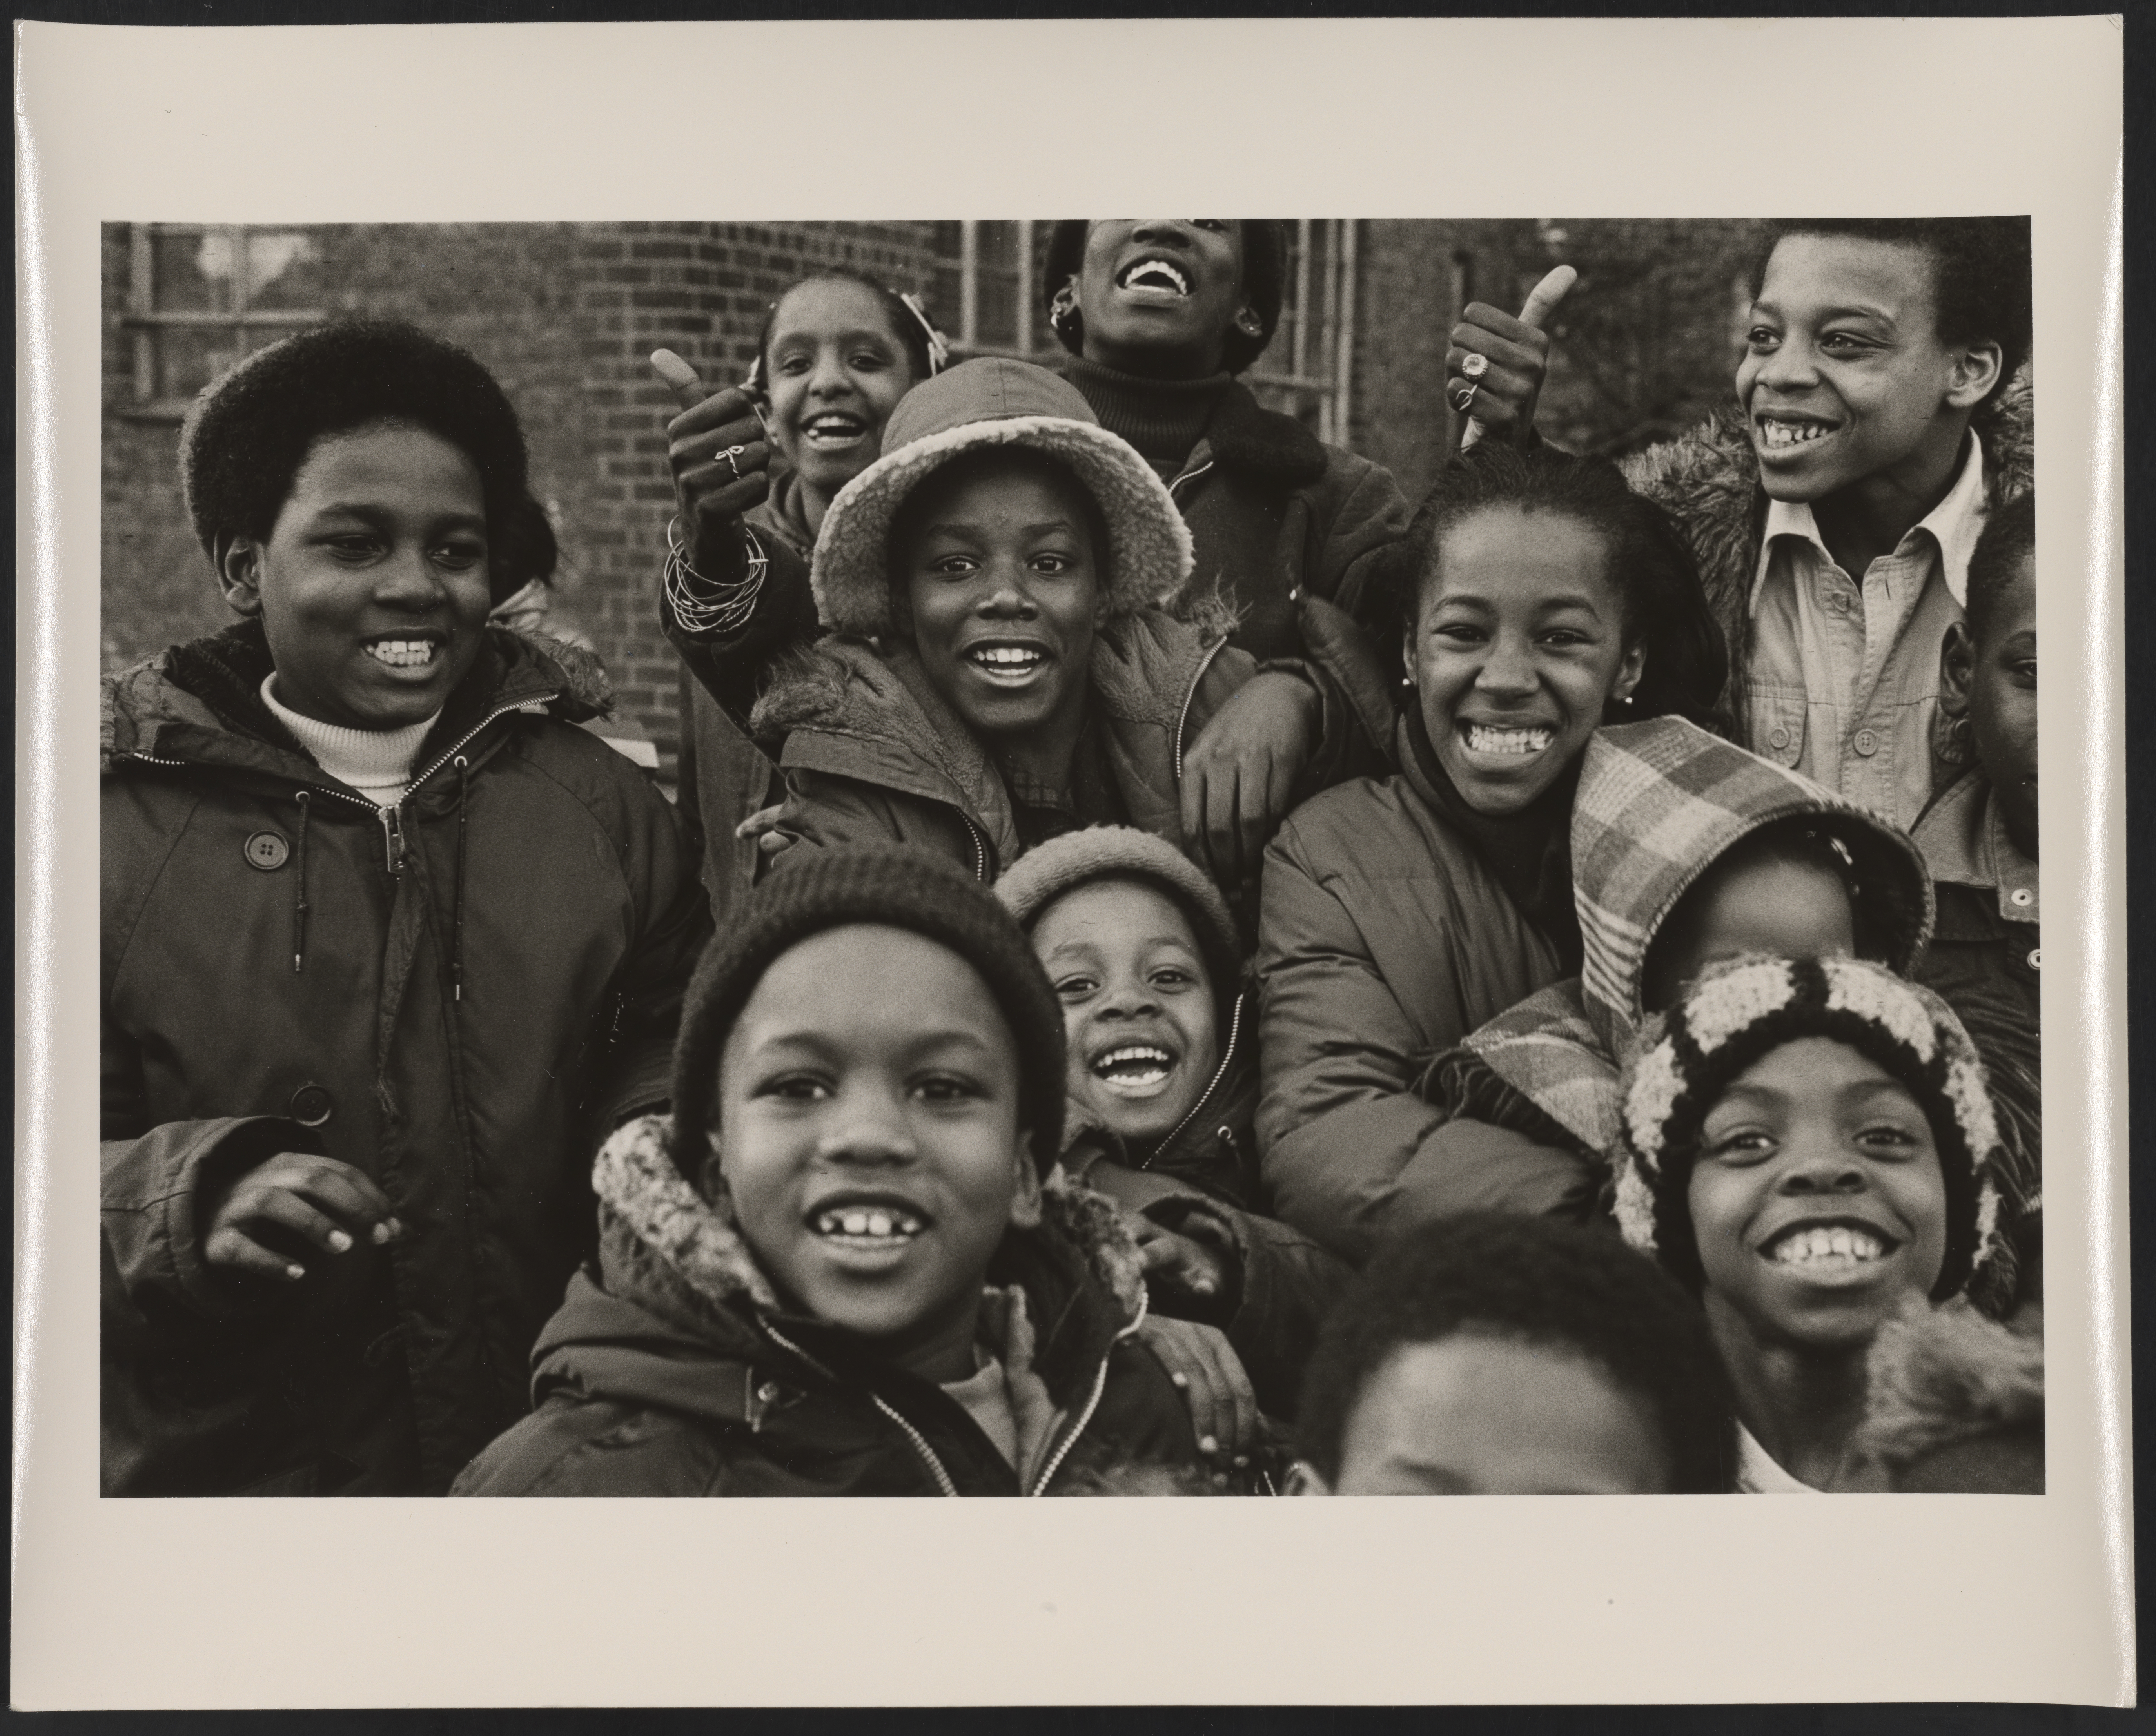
[{"left": 261, "top": 675, "right": 439, "bottom": 808}]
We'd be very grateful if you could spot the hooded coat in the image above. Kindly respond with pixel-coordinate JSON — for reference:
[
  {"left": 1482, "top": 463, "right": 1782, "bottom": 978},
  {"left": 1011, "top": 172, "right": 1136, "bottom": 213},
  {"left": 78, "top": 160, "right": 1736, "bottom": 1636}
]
[
  {"left": 1617, "top": 375, "right": 2035, "bottom": 730},
  {"left": 1423, "top": 716, "right": 1936, "bottom": 1216},
  {"left": 1254, "top": 715, "right": 1585, "bottom": 1267},
  {"left": 452, "top": 1116, "right": 1209, "bottom": 1496},
  {"left": 102, "top": 622, "right": 710, "bottom": 1495},
  {"left": 750, "top": 610, "right": 1264, "bottom": 885}
]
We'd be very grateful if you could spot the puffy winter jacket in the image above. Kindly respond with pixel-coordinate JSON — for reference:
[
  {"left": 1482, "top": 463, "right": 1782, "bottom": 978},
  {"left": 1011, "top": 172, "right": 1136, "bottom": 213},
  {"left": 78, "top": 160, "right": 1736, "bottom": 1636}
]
[
  {"left": 1254, "top": 724, "right": 1579, "bottom": 1266},
  {"left": 750, "top": 610, "right": 1272, "bottom": 886},
  {"left": 452, "top": 1116, "right": 1214, "bottom": 1496},
  {"left": 101, "top": 622, "right": 710, "bottom": 1495},
  {"left": 1427, "top": 716, "right": 1935, "bottom": 1217}
]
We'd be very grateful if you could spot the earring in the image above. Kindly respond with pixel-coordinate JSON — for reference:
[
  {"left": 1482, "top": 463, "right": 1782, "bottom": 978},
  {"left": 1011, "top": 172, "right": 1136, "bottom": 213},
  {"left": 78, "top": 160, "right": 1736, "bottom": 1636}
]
[
  {"left": 1234, "top": 307, "right": 1265, "bottom": 337},
  {"left": 1049, "top": 291, "right": 1082, "bottom": 343},
  {"left": 1935, "top": 709, "right": 1974, "bottom": 765}
]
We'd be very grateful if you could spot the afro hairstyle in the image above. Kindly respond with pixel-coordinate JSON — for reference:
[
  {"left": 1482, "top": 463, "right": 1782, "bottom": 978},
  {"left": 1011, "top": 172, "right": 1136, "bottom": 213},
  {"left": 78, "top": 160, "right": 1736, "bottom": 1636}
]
[
  {"left": 178, "top": 318, "right": 556, "bottom": 604},
  {"left": 1295, "top": 1212, "right": 1737, "bottom": 1493},
  {"left": 1963, "top": 490, "right": 2036, "bottom": 646}
]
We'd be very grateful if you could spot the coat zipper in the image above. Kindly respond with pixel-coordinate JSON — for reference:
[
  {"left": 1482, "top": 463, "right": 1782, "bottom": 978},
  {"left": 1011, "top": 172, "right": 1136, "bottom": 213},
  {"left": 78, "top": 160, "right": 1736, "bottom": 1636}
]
[
  {"left": 1029, "top": 1288, "right": 1149, "bottom": 1495},
  {"left": 1140, "top": 992, "right": 1243, "bottom": 1173},
  {"left": 1167, "top": 458, "right": 1214, "bottom": 504},
  {"left": 1172, "top": 636, "right": 1230, "bottom": 784},
  {"left": 960, "top": 814, "right": 990, "bottom": 882},
  {"left": 763, "top": 1321, "right": 962, "bottom": 1496}
]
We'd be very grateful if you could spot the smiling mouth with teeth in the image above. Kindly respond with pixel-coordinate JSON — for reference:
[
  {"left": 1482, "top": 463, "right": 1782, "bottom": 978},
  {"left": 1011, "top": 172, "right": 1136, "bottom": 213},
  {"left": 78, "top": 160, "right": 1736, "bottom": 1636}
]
[
  {"left": 803, "top": 414, "right": 867, "bottom": 447},
  {"left": 1757, "top": 417, "right": 1837, "bottom": 450},
  {"left": 1765, "top": 1223, "right": 1893, "bottom": 1269},
  {"left": 1092, "top": 1043, "right": 1177, "bottom": 1095},
  {"left": 1118, "top": 259, "right": 1191, "bottom": 297},
  {"left": 811, "top": 1205, "right": 926, "bottom": 1241},
  {"left": 967, "top": 644, "right": 1047, "bottom": 680},
  {"left": 1461, "top": 722, "right": 1555, "bottom": 757},
  {"left": 366, "top": 639, "right": 440, "bottom": 669}
]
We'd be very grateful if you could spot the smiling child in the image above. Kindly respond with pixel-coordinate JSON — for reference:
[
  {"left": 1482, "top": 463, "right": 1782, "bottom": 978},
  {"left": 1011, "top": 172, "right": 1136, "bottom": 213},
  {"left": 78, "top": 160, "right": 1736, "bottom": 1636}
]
[
  {"left": 102, "top": 321, "right": 709, "bottom": 1495},
  {"left": 1417, "top": 713, "right": 1936, "bottom": 1223},
  {"left": 1612, "top": 954, "right": 2008, "bottom": 1492},
  {"left": 454, "top": 845, "right": 1209, "bottom": 1497},
  {"left": 746, "top": 357, "right": 1351, "bottom": 894},
  {"left": 652, "top": 270, "right": 949, "bottom": 923},
  {"left": 995, "top": 825, "right": 1352, "bottom": 1431},
  {"left": 1289, "top": 1214, "right": 1735, "bottom": 1495},
  {"left": 1256, "top": 443, "right": 1728, "bottom": 1265},
  {"left": 1914, "top": 492, "right": 2041, "bottom": 1311}
]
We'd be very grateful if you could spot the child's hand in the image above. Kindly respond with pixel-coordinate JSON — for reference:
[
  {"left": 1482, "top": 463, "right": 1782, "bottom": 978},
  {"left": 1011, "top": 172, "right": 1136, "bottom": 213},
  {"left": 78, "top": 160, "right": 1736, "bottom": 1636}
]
[
  {"left": 733, "top": 799, "right": 796, "bottom": 863},
  {"left": 651, "top": 349, "right": 771, "bottom": 581},
  {"left": 1137, "top": 1315, "right": 1260, "bottom": 1469},
  {"left": 202, "top": 1152, "right": 404, "bottom": 1282},
  {"left": 1179, "top": 669, "right": 1320, "bottom": 890},
  {"left": 1450, "top": 264, "right": 1576, "bottom": 450},
  {"left": 1132, "top": 1215, "right": 1230, "bottom": 1309}
]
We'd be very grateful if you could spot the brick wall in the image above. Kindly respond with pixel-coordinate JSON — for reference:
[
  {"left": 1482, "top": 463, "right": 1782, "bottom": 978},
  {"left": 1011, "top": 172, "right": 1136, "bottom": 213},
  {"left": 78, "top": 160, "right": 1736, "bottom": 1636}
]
[{"left": 101, "top": 219, "right": 943, "bottom": 784}]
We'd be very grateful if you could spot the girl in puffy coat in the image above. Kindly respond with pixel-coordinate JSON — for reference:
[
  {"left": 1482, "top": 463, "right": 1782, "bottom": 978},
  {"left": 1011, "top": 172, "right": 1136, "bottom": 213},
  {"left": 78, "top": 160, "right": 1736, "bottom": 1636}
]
[
  {"left": 102, "top": 322, "right": 710, "bottom": 1495},
  {"left": 1255, "top": 443, "right": 1728, "bottom": 1266}
]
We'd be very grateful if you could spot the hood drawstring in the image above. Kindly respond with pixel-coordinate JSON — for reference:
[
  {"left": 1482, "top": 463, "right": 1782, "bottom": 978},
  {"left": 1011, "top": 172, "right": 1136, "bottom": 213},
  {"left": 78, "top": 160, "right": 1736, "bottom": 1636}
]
[
  {"left": 452, "top": 756, "right": 470, "bottom": 1003},
  {"left": 291, "top": 790, "right": 312, "bottom": 974}
]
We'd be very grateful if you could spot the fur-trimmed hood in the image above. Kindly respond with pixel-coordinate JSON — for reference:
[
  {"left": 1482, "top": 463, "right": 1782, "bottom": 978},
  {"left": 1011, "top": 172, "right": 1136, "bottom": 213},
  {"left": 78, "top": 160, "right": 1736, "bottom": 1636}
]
[
  {"left": 1854, "top": 1295, "right": 2043, "bottom": 1492},
  {"left": 1620, "top": 370, "right": 2035, "bottom": 713},
  {"left": 749, "top": 610, "right": 1239, "bottom": 878},
  {"left": 102, "top": 617, "right": 614, "bottom": 782},
  {"left": 545, "top": 1111, "right": 1151, "bottom": 1418}
]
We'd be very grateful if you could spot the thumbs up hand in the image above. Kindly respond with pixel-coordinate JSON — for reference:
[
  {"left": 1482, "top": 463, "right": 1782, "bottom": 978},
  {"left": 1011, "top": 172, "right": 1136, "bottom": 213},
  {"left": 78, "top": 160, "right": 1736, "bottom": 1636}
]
[
  {"left": 1449, "top": 265, "right": 1577, "bottom": 452},
  {"left": 650, "top": 348, "right": 771, "bottom": 582}
]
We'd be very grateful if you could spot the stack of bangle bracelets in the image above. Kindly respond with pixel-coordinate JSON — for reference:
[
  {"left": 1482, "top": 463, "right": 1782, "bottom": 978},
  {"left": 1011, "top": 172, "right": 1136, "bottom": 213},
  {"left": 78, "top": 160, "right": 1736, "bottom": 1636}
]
[{"left": 663, "top": 514, "right": 769, "bottom": 637}]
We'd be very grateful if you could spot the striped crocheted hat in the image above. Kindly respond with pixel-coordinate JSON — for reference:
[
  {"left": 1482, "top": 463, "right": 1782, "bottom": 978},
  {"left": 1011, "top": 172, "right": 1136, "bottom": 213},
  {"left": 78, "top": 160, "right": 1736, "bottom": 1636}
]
[{"left": 1611, "top": 953, "right": 2004, "bottom": 1301}]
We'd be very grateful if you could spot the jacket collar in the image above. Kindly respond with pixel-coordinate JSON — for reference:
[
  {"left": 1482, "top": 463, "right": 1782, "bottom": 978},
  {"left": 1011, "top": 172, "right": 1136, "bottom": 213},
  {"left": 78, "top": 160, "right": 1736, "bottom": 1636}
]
[
  {"left": 1190, "top": 377, "right": 1330, "bottom": 489},
  {"left": 102, "top": 619, "right": 613, "bottom": 791},
  {"left": 751, "top": 614, "right": 1225, "bottom": 873},
  {"left": 587, "top": 1112, "right": 1149, "bottom": 1408},
  {"left": 1912, "top": 770, "right": 2039, "bottom": 923},
  {"left": 1755, "top": 427, "right": 1990, "bottom": 610}
]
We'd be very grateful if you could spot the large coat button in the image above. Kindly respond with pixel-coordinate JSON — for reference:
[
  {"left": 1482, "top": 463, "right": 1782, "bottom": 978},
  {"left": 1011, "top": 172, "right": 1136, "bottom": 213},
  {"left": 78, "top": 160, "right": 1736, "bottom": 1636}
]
[
  {"left": 288, "top": 1083, "right": 335, "bottom": 1127},
  {"left": 244, "top": 831, "right": 290, "bottom": 871}
]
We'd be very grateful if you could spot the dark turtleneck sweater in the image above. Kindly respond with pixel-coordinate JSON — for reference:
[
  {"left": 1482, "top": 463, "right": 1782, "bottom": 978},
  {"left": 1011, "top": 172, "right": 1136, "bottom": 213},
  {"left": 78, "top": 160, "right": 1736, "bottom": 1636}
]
[{"left": 1063, "top": 354, "right": 1232, "bottom": 480}]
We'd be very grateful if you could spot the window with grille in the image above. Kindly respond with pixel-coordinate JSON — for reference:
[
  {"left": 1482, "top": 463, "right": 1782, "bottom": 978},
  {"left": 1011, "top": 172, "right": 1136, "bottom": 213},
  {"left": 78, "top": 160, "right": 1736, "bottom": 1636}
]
[
  {"left": 931, "top": 219, "right": 1357, "bottom": 443},
  {"left": 120, "top": 224, "right": 327, "bottom": 418}
]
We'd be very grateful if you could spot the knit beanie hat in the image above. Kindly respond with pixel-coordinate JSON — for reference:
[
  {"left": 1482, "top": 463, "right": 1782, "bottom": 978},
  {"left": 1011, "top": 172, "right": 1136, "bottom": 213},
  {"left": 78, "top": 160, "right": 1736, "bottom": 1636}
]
[
  {"left": 1041, "top": 221, "right": 1288, "bottom": 375},
  {"left": 667, "top": 845, "right": 1069, "bottom": 1186},
  {"left": 809, "top": 356, "right": 1193, "bottom": 639},
  {"left": 993, "top": 825, "right": 1245, "bottom": 1004},
  {"left": 1611, "top": 954, "right": 2004, "bottom": 1301}
]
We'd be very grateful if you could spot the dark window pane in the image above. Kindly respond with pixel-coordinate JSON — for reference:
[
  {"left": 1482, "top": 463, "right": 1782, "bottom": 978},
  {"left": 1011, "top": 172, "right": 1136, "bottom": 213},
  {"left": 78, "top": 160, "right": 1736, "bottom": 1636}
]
[
  {"left": 151, "top": 228, "right": 227, "bottom": 314},
  {"left": 154, "top": 325, "right": 247, "bottom": 400}
]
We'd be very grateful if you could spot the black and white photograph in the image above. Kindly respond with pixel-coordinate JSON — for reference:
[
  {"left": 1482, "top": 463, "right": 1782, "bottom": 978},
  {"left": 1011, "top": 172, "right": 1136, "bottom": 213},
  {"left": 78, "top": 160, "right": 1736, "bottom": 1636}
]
[
  {"left": 18, "top": 12, "right": 2129, "bottom": 1711},
  {"left": 95, "top": 212, "right": 2044, "bottom": 1502}
]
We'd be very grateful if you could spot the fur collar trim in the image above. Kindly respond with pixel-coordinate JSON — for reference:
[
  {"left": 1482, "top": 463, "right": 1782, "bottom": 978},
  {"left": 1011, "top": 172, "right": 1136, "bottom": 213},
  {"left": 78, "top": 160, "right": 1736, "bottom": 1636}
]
[{"left": 590, "top": 1112, "right": 1150, "bottom": 1331}]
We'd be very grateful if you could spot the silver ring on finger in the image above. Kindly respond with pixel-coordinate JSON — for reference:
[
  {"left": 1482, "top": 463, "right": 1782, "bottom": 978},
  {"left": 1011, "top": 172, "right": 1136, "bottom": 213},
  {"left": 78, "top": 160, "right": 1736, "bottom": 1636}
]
[
  {"left": 717, "top": 443, "right": 746, "bottom": 481},
  {"left": 1450, "top": 381, "right": 1479, "bottom": 415},
  {"left": 1460, "top": 352, "right": 1490, "bottom": 379}
]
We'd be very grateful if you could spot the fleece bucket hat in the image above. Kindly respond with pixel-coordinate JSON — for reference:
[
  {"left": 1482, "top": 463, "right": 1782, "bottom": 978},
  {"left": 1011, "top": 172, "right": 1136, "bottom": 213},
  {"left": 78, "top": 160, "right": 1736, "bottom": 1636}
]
[{"left": 808, "top": 357, "right": 1194, "bottom": 639}]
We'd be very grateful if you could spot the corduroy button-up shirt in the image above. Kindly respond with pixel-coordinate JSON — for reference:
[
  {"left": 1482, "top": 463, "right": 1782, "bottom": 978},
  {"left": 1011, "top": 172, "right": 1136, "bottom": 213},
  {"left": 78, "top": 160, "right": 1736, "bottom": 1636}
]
[{"left": 1744, "top": 432, "right": 1990, "bottom": 830}]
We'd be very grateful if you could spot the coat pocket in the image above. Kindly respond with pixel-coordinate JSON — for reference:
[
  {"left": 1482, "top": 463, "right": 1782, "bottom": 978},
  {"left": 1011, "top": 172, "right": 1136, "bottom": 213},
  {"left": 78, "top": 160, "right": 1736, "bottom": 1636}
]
[{"left": 1747, "top": 685, "right": 1807, "bottom": 769}]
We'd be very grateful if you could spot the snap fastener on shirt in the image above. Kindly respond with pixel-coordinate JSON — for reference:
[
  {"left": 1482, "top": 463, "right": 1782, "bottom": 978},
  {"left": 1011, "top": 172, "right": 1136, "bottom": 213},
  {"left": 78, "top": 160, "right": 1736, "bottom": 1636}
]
[
  {"left": 288, "top": 1083, "right": 334, "bottom": 1127},
  {"left": 1852, "top": 728, "right": 1879, "bottom": 757},
  {"left": 2010, "top": 887, "right": 2034, "bottom": 908},
  {"left": 244, "top": 831, "right": 290, "bottom": 871},
  {"left": 2027, "top": 948, "right": 2042, "bottom": 970},
  {"left": 1768, "top": 726, "right": 1791, "bottom": 750}
]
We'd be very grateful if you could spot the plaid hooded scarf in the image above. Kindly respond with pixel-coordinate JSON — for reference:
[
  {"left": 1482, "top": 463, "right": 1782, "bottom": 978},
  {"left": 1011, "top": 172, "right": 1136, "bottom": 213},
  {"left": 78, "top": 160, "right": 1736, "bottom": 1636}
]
[{"left": 1447, "top": 716, "right": 1936, "bottom": 1159}]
